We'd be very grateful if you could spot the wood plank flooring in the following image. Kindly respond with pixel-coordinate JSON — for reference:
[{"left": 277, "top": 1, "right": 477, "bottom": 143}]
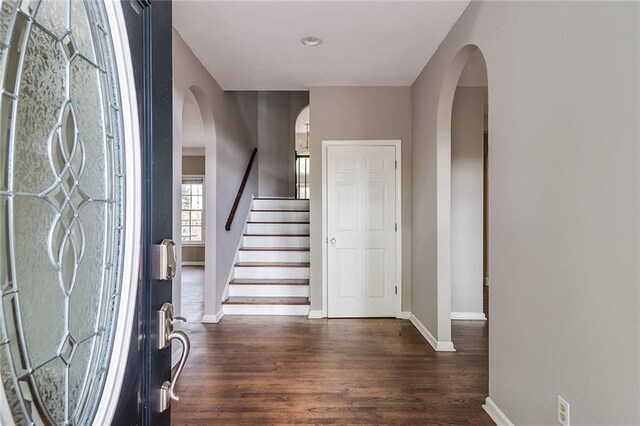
[{"left": 173, "top": 267, "right": 492, "bottom": 425}]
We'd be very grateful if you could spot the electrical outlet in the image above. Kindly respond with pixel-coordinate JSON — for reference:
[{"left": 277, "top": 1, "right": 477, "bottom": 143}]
[{"left": 558, "top": 396, "right": 570, "bottom": 426}]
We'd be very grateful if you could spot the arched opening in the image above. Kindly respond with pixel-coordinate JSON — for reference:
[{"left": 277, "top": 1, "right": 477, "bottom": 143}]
[
  {"left": 451, "top": 50, "right": 488, "bottom": 323},
  {"left": 174, "top": 85, "right": 216, "bottom": 323},
  {"left": 435, "top": 45, "right": 489, "bottom": 348},
  {"left": 294, "top": 105, "right": 310, "bottom": 199}
]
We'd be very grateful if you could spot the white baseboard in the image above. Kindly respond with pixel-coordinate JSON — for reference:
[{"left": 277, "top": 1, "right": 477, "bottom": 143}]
[
  {"left": 308, "top": 310, "right": 324, "bottom": 319},
  {"left": 451, "top": 312, "right": 487, "bottom": 321},
  {"left": 223, "top": 304, "right": 310, "bottom": 316},
  {"left": 409, "top": 313, "right": 456, "bottom": 352},
  {"left": 483, "top": 397, "right": 515, "bottom": 426},
  {"left": 182, "top": 261, "right": 204, "bottom": 266},
  {"left": 397, "top": 311, "right": 411, "bottom": 320},
  {"left": 201, "top": 310, "right": 224, "bottom": 323}
]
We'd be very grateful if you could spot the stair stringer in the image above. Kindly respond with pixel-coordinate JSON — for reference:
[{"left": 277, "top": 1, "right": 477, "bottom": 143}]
[{"left": 221, "top": 196, "right": 255, "bottom": 303}]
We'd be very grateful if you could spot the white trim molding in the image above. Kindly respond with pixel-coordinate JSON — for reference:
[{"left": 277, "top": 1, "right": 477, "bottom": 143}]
[
  {"left": 451, "top": 312, "right": 487, "bottom": 321},
  {"left": 220, "top": 198, "right": 253, "bottom": 304},
  {"left": 182, "top": 261, "right": 204, "bottom": 266},
  {"left": 409, "top": 313, "right": 456, "bottom": 352},
  {"left": 397, "top": 311, "right": 411, "bottom": 320},
  {"left": 483, "top": 397, "right": 515, "bottom": 426},
  {"left": 308, "top": 310, "right": 324, "bottom": 319},
  {"left": 202, "top": 310, "right": 224, "bottom": 323},
  {"left": 182, "top": 242, "right": 205, "bottom": 247}
]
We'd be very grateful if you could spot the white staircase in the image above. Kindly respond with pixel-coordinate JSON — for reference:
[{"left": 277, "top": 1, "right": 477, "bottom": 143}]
[{"left": 222, "top": 197, "right": 310, "bottom": 315}]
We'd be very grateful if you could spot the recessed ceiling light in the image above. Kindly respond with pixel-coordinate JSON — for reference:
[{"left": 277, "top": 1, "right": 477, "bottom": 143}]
[{"left": 301, "top": 36, "right": 322, "bottom": 47}]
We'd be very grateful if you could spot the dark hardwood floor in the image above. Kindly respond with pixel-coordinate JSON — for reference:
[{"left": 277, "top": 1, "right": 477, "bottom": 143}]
[{"left": 173, "top": 267, "right": 492, "bottom": 425}]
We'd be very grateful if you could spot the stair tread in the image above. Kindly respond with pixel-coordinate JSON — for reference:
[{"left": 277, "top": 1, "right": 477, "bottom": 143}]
[
  {"left": 234, "top": 262, "right": 310, "bottom": 268},
  {"left": 244, "top": 233, "right": 309, "bottom": 237},
  {"left": 247, "top": 221, "right": 310, "bottom": 224},
  {"left": 229, "top": 279, "right": 309, "bottom": 286},
  {"left": 223, "top": 297, "right": 310, "bottom": 305},
  {"left": 240, "top": 247, "right": 310, "bottom": 251},
  {"left": 251, "top": 209, "right": 309, "bottom": 212},
  {"left": 254, "top": 197, "right": 301, "bottom": 200}
]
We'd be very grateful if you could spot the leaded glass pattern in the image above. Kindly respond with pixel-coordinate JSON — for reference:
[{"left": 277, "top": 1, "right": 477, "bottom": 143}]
[{"left": 0, "top": 0, "right": 126, "bottom": 424}]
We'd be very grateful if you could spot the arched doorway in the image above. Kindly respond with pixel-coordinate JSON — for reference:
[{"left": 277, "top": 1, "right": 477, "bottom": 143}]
[
  {"left": 173, "top": 86, "right": 216, "bottom": 323},
  {"left": 435, "top": 45, "right": 489, "bottom": 348},
  {"left": 451, "top": 50, "right": 489, "bottom": 323}
]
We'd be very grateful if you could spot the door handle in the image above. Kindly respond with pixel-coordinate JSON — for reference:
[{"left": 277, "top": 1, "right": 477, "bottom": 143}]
[
  {"left": 159, "top": 330, "right": 191, "bottom": 411},
  {"left": 157, "top": 303, "right": 191, "bottom": 412},
  {"left": 158, "top": 303, "right": 186, "bottom": 349},
  {"left": 330, "top": 238, "right": 336, "bottom": 245}
]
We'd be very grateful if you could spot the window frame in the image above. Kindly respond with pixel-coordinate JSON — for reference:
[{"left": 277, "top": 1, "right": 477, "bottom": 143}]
[{"left": 181, "top": 174, "right": 205, "bottom": 246}]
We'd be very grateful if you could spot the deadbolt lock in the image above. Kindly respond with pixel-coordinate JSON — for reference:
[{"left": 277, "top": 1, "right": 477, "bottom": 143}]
[{"left": 152, "top": 239, "right": 176, "bottom": 281}]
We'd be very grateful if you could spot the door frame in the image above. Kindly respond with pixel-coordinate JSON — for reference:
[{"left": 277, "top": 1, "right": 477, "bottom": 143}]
[{"left": 321, "top": 140, "right": 402, "bottom": 318}]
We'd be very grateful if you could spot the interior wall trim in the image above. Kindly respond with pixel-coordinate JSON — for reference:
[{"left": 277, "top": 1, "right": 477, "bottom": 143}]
[
  {"left": 409, "top": 313, "right": 456, "bottom": 352},
  {"left": 202, "top": 310, "right": 224, "bottom": 323},
  {"left": 451, "top": 312, "right": 487, "bottom": 321},
  {"left": 483, "top": 397, "right": 515, "bottom": 426}
]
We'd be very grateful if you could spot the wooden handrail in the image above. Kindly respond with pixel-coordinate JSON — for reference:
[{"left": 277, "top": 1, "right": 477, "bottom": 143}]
[{"left": 225, "top": 148, "right": 258, "bottom": 231}]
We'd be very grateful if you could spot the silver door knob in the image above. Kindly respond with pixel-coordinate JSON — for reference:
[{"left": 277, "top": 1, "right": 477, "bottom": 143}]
[{"left": 330, "top": 238, "right": 336, "bottom": 244}]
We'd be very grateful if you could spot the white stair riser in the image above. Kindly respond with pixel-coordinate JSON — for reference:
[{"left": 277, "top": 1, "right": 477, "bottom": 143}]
[
  {"left": 253, "top": 199, "right": 309, "bottom": 210},
  {"left": 223, "top": 304, "right": 310, "bottom": 316},
  {"left": 243, "top": 236, "right": 309, "bottom": 248},
  {"left": 250, "top": 211, "right": 309, "bottom": 222},
  {"left": 228, "top": 285, "right": 309, "bottom": 298},
  {"left": 238, "top": 250, "right": 310, "bottom": 263},
  {"left": 234, "top": 267, "right": 309, "bottom": 279},
  {"left": 247, "top": 223, "right": 309, "bottom": 234}
]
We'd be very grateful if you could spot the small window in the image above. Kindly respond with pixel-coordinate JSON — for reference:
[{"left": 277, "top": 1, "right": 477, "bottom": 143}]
[
  {"left": 295, "top": 154, "right": 310, "bottom": 199},
  {"left": 182, "top": 177, "right": 204, "bottom": 243}
]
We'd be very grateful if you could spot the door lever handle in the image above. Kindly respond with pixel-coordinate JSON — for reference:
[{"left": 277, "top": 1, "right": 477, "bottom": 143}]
[
  {"left": 159, "top": 330, "right": 191, "bottom": 411},
  {"left": 158, "top": 303, "right": 187, "bottom": 350}
]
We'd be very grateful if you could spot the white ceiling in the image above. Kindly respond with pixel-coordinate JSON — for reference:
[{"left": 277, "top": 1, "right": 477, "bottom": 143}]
[{"left": 173, "top": 1, "right": 469, "bottom": 91}]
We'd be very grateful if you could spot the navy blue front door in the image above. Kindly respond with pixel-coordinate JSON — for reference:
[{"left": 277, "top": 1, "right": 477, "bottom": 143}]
[{"left": 114, "top": 1, "right": 173, "bottom": 425}]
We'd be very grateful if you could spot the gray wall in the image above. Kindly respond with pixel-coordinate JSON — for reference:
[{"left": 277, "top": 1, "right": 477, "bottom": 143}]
[
  {"left": 182, "top": 156, "right": 206, "bottom": 264},
  {"left": 309, "top": 87, "right": 412, "bottom": 311},
  {"left": 451, "top": 87, "right": 484, "bottom": 316},
  {"left": 183, "top": 155, "right": 205, "bottom": 175},
  {"left": 257, "top": 91, "right": 309, "bottom": 197},
  {"left": 411, "top": 1, "right": 639, "bottom": 423},
  {"left": 173, "top": 30, "right": 258, "bottom": 316},
  {"left": 215, "top": 91, "right": 258, "bottom": 311}
]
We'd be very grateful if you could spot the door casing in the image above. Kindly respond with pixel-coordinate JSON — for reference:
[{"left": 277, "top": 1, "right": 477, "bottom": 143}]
[{"left": 321, "top": 140, "right": 402, "bottom": 318}]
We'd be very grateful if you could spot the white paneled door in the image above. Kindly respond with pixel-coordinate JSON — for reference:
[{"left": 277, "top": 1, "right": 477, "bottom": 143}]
[{"left": 327, "top": 144, "right": 398, "bottom": 317}]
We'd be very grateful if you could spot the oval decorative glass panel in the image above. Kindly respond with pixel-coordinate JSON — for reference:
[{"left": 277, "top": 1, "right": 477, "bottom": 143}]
[{"left": 0, "top": 0, "right": 133, "bottom": 424}]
